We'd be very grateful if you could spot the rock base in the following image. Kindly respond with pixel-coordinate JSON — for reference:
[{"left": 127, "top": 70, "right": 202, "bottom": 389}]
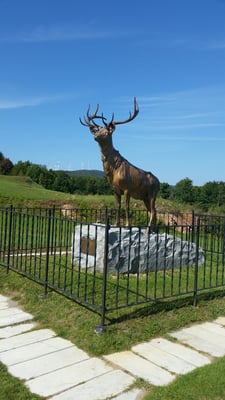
[{"left": 72, "top": 224, "right": 204, "bottom": 273}]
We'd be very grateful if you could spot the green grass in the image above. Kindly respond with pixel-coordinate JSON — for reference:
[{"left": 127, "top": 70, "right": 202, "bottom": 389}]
[
  {"left": 1, "top": 267, "right": 225, "bottom": 399},
  {"left": 0, "top": 362, "right": 43, "bottom": 400},
  {"left": 0, "top": 175, "right": 70, "bottom": 206},
  {"left": 0, "top": 175, "right": 117, "bottom": 209}
]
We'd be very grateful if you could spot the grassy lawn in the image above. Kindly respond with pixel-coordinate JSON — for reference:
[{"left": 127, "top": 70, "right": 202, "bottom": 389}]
[
  {"left": 0, "top": 175, "right": 68, "bottom": 203},
  {"left": 0, "top": 175, "right": 117, "bottom": 210},
  {"left": 1, "top": 266, "right": 225, "bottom": 399}
]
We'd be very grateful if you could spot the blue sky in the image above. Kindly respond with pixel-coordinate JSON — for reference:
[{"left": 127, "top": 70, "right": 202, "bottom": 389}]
[{"left": 0, "top": 0, "right": 225, "bottom": 186}]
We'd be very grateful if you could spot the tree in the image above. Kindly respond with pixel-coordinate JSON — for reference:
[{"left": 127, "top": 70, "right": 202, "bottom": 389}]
[
  {"left": 96, "top": 176, "right": 113, "bottom": 195},
  {"left": 0, "top": 157, "right": 14, "bottom": 175},
  {"left": 27, "top": 164, "right": 44, "bottom": 182},
  {"left": 71, "top": 176, "right": 87, "bottom": 194},
  {"left": 11, "top": 160, "right": 31, "bottom": 176},
  {"left": 199, "top": 181, "right": 225, "bottom": 210},
  {"left": 173, "top": 178, "right": 194, "bottom": 204},
  {"left": 159, "top": 182, "right": 171, "bottom": 199},
  {"left": 53, "top": 171, "right": 72, "bottom": 193}
]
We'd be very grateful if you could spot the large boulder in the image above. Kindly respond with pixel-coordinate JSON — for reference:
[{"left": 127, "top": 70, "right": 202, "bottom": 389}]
[{"left": 72, "top": 225, "right": 204, "bottom": 273}]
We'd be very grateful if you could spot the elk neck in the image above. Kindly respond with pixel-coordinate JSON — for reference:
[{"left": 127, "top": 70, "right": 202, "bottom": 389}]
[{"left": 97, "top": 135, "right": 123, "bottom": 179}]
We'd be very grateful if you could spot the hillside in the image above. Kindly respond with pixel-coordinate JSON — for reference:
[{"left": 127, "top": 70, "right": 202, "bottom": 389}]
[
  {"left": 0, "top": 175, "right": 196, "bottom": 214},
  {"left": 0, "top": 175, "right": 151, "bottom": 211},
  {"left": 0, "top": 175, "right": 116, "bottom": 209},
  {"left": 0, "top": 175, "right": 72, "bottom": 207},
  {"left": 63, "top": 170, "right": 105, "bottom": 178}
]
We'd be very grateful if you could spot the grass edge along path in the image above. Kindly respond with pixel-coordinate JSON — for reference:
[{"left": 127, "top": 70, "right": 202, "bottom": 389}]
[
  {"left": 144, "top": 356, "right": 225, "bottom": 400},
  {"left": 0, "top": 362, "right": 43, "bottom": 400}
]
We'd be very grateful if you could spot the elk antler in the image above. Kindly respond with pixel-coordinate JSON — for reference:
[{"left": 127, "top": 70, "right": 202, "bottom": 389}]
[
  {"left": 79, "top": 104, "right": 99, "bottom": 127},
  {"left": 101, "top": 97, "right": 139, "bottom": 128},
  {"left": 80, "top": 97, "right": 139, "bottom": 130},
  {"left": 111, "top": 97, "right": 139, "bottom": 126},
  {"left": 79, "top": 105, "right": 107, "bottom": 130}
]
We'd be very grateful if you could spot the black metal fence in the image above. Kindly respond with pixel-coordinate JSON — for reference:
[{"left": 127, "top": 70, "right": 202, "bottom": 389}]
[{"left": 0, "top": 206, "right": 225, "bottom": 329}]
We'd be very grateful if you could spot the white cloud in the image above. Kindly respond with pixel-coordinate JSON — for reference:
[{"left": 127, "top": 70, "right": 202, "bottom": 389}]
[
  {"left": 130, "top": 133, "right": 225, "bottom": 142},
  {"left": 0, "top": 25, "right": 131, "bottom": 43},
  {"left": 0, "top": 93, "right": 73, "bottom": 109}
]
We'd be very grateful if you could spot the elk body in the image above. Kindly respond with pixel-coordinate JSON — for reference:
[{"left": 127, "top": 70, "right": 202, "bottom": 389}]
[{"left": 80, "top": 98, "right": 160, "bottom": 233}]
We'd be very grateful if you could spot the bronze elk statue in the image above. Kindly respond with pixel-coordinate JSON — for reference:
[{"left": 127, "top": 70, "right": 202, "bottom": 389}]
[{"left": 80, "top": 97, "right": 160, "bottom": 233}]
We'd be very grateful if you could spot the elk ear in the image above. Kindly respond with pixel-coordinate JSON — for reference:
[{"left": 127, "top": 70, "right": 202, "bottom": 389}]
[
  {"left": 109, "top": 123, "right": 115, "bottom": 135},
  {"left": 90, "top": 126, "right": 97, "bottom": 134}
]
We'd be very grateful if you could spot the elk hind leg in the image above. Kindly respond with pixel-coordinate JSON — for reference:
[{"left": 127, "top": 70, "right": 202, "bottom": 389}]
[
  {"left": 114, "top": 193, "right": 121, "bottom": 226},
  {"left": 144, "top": 197, "right": 156, "bottom": 234}
]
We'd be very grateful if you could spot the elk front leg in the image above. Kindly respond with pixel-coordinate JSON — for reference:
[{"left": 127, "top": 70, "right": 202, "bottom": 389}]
[
  {"left": 114, "top": 192, "right": 121, "bottom": 226},
  {"left": 124, "top": 191, "right": 130, "bottom": 226}
]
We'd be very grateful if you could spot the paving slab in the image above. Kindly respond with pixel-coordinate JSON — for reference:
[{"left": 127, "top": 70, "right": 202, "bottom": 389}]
[
  {"left": 0, "top": 336, "right": 74, "bottom": 366},
  {"left": 104, "top": 350, "right": 175, "bottom": 386},
  {"left": 0, "top": 322, "right": 37, "bottom": 338},
  {"left": 200, "top": 321, "right": 225, "bottom": 337},
  {"left": 0, "top": 301, "right": 8, "bottom": 310},
  {"left": 0, "top": 307, "right": 33, "bottom": 327},
  {"left": 50, "top": 369, "right": 135, "bottom": 400},
  {"left": 113, "top": 388, "right": 146, "bottom": 400},
  {"left": 0, "top": 307, "right": 23, "bottom": 317},
  {"left": 8, "top": 345, "right": 90, "bottom": 379},
  {"left": 170, "top": 323, "right": 225, "bottom": 357},
  {"left": 0, "top": 295, "right": 8, "bottom": 302},
  {"left": 132, "top": 337, "right": 210, "bottom": 374},
  {"left": 0, "top": 328, "right": 55, "bottom": 352},
  {"left": 26, "top": 357, "right": 113, "bottom": 397},
  {"left": 147, "top": 338, "right": 210, "bottom": 368},
  {"left": 215, "top": 316, "right": 225, "bottom": 326}
]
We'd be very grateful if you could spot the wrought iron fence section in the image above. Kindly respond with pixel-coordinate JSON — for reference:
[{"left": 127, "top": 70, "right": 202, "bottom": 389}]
[{"left": 0, "top": 207, "right": 225, "bottom": 328}]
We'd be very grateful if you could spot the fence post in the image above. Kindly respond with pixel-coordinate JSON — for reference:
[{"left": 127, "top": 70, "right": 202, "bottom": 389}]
[
  {"left": 44, "top": 208, "right": 52, "bottom": 296},
  {"left": 6, "top": 205, "right": 13, "bottom": 274},
  {"left": 193, "top": 217, "right": 200, "bottom": 306},
  {"left": 50, "top": 205, "right": 55, "bottom": 254},
  {"left": 191, "top": 209, "right": 195, "bottom": 242},
  {"left": 94, "top": 216, "right": 110, "bottom": 334}
]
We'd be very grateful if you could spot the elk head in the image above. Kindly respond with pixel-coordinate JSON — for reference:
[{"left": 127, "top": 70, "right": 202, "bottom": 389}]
[{"left": 79, "top": 97, "right": 139, "bottom": 144}]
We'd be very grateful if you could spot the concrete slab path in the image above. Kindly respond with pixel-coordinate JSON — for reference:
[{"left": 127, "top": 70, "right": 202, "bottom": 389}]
[{"left": 1, "top": 293, "right": 225, "bottom": 399}]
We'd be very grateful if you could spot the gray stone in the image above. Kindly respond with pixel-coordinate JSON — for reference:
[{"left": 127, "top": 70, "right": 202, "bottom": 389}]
[
  {"left": 72, "top": 224, "right": 204, "bottom": 273},
  {"left": 8, "top": 345, "right": 89, "bottom": 380},
  {"left": 170, "top": 322, "right": 225, "bottom": 357},
  {"left": 132, "top": 338, "right": 210, "bottom": 374},
  {"left": 0, "top": 307, "right": 33, "bottom": 327},
  {"left": 26, "top": 357, "right": 113, "bottom": 397},
  {"left": 104, "top": 350, "right": 175, "bottom": 386},
  {"left": 0, "top": 323, "right": 37, "bottom": 339},
  {"left": 50, "top": 369, "right": 135, "bottom": 400}
]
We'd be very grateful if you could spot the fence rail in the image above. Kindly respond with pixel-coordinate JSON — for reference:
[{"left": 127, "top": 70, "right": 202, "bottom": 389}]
[{"left": 0, "top": 206, "right": 225, "bottom": 329}]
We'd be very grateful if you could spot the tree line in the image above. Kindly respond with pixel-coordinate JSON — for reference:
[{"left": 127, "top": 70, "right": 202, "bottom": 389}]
[
  {"left": 160, "top": 178, "right": 225, "bottom": 211},
  {"left": 1, "top": 152, "right": 225, "bottom": 211},
  {"left": 0, "top": 153, "right": 113, "bottom": 195}
]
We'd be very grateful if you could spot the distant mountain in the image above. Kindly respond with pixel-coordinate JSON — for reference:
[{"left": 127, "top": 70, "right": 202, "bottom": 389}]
[{"left": 62, "top": 169, "right": 105, "bottom": 179}]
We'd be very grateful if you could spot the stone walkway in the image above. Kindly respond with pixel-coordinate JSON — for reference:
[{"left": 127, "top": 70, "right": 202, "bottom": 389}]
[{"left": 1, "top": 293, "right": 225, "bottom": 399}]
